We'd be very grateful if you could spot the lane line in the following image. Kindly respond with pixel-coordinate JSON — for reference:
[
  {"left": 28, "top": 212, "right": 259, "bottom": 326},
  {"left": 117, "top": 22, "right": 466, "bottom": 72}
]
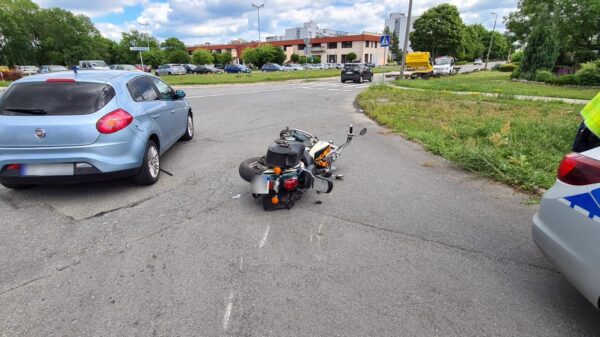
[
  {"left": 186, "top": 87, "right": 294, "bottom": 99},
  {"left": 223, "top": 291, "right": 234, "bottom": 330},
  {"left": 259, "top": 225, "right": 270, "bottom": 248}
]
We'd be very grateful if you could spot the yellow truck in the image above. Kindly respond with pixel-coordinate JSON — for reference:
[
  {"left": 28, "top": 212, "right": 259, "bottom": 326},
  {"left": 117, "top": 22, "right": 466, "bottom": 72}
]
[{"left": 404, "top": 52, "right": 434, "bottom": 79}]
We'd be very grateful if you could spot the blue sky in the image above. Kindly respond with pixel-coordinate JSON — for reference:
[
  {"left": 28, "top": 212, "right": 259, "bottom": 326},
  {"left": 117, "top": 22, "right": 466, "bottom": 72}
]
[{"left": 33, "top": 0, "right": 517, "bottom": 46}]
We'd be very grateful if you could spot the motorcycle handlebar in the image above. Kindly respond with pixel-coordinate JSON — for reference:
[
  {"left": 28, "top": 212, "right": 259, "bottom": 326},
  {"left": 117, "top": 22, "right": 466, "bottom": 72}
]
[{"left": 349, "top": 125, "right": 354, "bottom": 135}]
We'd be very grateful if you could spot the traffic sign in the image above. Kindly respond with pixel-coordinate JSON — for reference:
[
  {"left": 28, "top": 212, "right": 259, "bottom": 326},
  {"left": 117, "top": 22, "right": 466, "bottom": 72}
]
[
  {"left": 380, "top": 35, "right": 390, "bottom": 47},
  {"left": 130, "top": 46, "right": 150, "bottom": 51},
  {"left": 303, "top": 38, "right": 311, "bottom": 46}
]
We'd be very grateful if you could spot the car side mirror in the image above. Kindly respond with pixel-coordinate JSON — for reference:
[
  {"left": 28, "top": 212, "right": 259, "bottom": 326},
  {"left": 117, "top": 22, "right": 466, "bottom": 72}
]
[
  {"left": 360, "top": 128, "right": 367, "bottom": 136},
  {"left": 173, "top": 90, "right": 186, "bottom": 99}
]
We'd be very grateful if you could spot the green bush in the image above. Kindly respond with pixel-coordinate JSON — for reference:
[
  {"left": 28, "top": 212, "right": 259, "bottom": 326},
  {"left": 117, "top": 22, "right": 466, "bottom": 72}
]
[
  {"left": 510, "top": 65, "right": 521, "bottom": 79},
  {"left": 551, "top": 74, "right": 576, "bottom": 85},
  {"left": 456, "top": 61, "right": 469, "bottom": 65},
  {"left": 511, "top": 51, "right": 524, "bottom": 63},
  {"left": 497, "top": 63, "right": 517, "bottom": 72},
  {"left": 535, "top": 70, "right": 555, "bottom": 82},
  {"left": 574, "top": 61, "right": 600, "bottom": 86}
]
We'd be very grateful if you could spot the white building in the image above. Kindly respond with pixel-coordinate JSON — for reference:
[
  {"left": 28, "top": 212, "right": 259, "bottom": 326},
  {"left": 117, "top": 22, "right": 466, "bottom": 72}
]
[
  {"left": 266, "top": 21, "right": 348, "bottom": 42},
  {"left": 384, "top": 13, "right": 418, "bottom": 52}
]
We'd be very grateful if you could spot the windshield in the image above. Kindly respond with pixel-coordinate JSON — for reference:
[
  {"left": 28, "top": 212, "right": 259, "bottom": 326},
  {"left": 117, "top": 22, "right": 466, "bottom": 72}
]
[
  {"left": 435, "top": 58, "right": 452, "bottom": 65},
  {"left": 0, "top": 81, "right": 115, "bottom": 116},
  {"left": 49, "top": 66, "right": 68, "bottom": 71},
  {"left": 90, "top": 61, "right": 108, "bottom": 67}
]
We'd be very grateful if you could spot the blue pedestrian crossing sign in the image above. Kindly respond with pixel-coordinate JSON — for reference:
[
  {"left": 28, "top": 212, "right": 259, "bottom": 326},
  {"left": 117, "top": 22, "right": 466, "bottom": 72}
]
[{"left": 380, "top": 35, "right": 390, "bottom": 47}]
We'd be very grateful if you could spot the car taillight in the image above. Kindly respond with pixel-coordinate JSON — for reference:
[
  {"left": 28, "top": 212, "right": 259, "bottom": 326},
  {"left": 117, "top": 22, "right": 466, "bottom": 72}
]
[
  {"left": 4, "top": 164, "right": 20, "bottom": 171},
  {"left": 557, "top": 153, "right": 600, "bottom": 185},
  {"left": 283, "top": 177, "right": 299, "bottom": 190},
  {"left": 96, "top": 109, "right": 133, "bottom": 134}
]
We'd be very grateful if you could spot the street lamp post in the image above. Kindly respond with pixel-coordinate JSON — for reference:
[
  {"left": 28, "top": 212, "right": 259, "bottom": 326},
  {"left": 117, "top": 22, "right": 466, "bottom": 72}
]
[
  {"left": 252, "top": 3, "right": 264, "bottom": 44},
  {"left": 484, "top": 12, "right": 498, "bottom": 70},
  {"left": 399, "top": 0, "right": 413, "bottom": 81},
  {"left": 138, "top": 22, "right": 151, "bottom": 50}
]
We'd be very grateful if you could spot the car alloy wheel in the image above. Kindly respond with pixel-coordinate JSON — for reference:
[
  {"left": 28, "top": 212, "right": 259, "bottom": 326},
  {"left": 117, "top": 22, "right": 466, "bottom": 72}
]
[
  {"left": 187, "top": 115, "right": 194, "bottom": 137},
  {"left": 148, "top": 145, "right": 160, "bottom": 179}
]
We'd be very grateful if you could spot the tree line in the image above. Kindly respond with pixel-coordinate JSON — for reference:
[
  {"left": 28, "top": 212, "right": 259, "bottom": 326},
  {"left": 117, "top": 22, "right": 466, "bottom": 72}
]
[{"left": 401, "top": 4, "right": 509, "bottom": 61}]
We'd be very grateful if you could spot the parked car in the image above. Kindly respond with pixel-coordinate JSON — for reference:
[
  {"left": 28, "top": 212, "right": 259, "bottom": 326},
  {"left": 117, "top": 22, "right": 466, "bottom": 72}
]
[
  {"left": 194, "top": 65, "right": 223, "bottom": 74},
  {"left": 109, "top": 64, "right": 141, "bottom": 72},
  {"left": 0, "top": 66, "right": 9, "bottom": 73},
  {"left": 365, "top": 63, "right": 376, "bottom": 68},
  {"left": 282, "top": 64, "right": 304, "bottom": 71},
  {"left": 38, "top": 65, "right": 68, "bottom": 73},
  {"left": 474, "top": 58, "right": 483, "bottom": 65},
  {"left": 135, "top": 64, "right": 151, "bottom": 72},
  {"left": 183, "top": 64, "right": 199, "bottom": 74},
  {"left": 224, "top": 64, "right": 251, "bottom": 73},
  {"left": 155, "top": 64, "right": 186, "bottom": 76},
  {"left": 15, "top": 65, "right": 39, "bottom": 75},
  {"left": 261, "top": 63, "right": 283, "bottom": 72},
  {"left": 340, "top": 63, "right": 373, "bottom": 83},
  {"left": 433, "top": 56, "right": 456, "bottom": 75},
  {"left": 306, "top": 64, "right": 325, "bottom": 70},
  {"left": 0, "top": 70, "right": 194, "bottom": 188},
  {"left": 79, "top": 60, "right": 110, "bottom": 70}
]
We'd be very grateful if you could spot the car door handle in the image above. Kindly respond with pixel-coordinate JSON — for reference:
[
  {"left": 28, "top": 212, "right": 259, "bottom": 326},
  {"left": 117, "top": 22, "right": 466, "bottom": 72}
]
[{"left": 152, "top": 114, "right": 160, "bottom": 119}]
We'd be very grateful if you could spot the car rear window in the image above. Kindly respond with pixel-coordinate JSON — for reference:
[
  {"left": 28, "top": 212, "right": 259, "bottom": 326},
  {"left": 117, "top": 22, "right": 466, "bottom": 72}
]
[
  {"left": 344, "top": 65, "right": 360, "bottom": 71},
  {"left": 0, "top": 81, "right": 115, "bottom": 116}
]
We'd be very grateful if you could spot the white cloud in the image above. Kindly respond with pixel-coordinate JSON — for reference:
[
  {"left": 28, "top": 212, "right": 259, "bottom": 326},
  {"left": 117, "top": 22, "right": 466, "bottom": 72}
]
[{"left": 37, "top": 0, "right": 519, "bottom": 44}]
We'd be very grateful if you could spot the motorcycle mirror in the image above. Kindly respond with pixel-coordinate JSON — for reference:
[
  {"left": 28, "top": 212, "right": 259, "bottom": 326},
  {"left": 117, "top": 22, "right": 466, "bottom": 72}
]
[{"left": 359, "top": 128, "right": 367, "bottom": 136}]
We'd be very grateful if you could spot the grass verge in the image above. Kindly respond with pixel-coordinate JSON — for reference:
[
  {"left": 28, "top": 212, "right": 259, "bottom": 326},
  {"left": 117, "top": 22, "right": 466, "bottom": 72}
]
[
  {"left": 357, "top": 85, "right": 583, "bottom": 193},
  {"left": 393, "top": 71, "right": 598, "bottom": 101},
  {"left": 0, "top": 81, "right": 8, "bottom": 87},
  {"left": 163, "top": 69, "right": 340, "bottom": 85}
]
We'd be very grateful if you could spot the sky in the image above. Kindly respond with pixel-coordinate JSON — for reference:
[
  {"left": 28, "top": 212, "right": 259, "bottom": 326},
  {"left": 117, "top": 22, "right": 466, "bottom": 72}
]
[{"left": 32, "top": 0, "right": 517, "bottom": 46}]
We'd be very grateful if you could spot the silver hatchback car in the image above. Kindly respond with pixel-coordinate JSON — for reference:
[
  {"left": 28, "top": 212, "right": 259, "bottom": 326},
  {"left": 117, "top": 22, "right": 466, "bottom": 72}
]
[{"left": 155, "top": 64, "right": 186, "bottom": 76}]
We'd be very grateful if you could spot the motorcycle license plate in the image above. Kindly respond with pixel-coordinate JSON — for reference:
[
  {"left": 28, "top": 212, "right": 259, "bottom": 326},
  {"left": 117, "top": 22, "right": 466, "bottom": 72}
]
[{"left": 251, "top": 174, "right": 270, "bottom": 194}]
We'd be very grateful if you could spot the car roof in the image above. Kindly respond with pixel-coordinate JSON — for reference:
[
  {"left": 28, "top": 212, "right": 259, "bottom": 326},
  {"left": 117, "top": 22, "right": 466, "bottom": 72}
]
[{"left": 13, "top": 70, "right": 145, "bottom": 85}]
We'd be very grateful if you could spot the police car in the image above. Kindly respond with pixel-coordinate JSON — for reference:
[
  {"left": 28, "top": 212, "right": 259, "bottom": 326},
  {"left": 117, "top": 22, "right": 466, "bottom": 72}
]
[{"left": 533, "top": 93, "right": 600, "bottom": 309}]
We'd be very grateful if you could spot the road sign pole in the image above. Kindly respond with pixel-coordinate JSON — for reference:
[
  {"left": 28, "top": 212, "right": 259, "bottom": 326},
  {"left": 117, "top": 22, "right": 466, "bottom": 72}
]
[
  {"left": 382, "top": 45, "right": 387, "bottom": 84},
  {"left": 400, "top": 0, "right": 413, "bottom": 81},
  {"left": 139, "top": 51, "right": 144, "bottom": 69}
]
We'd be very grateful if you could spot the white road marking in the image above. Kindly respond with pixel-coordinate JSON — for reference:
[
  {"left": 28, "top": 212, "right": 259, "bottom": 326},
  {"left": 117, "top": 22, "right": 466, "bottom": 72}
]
[
  {"left": 239, "top": 256, "right": 243, "bottom": 272},
  {"left": 558, "top": 198, "right": 570, "bottom": 206},
  {"left": 259, "top": 225, "right": 270, "bottom": 248},
  {"left": 223, "top": 291, "right": 234, "bottom": 330},
  {"left": 186, "top": 87, "right": 293, "bottom": 99},
  {"left": 573, "top": 205, "right": 590, "bottom": 217}
]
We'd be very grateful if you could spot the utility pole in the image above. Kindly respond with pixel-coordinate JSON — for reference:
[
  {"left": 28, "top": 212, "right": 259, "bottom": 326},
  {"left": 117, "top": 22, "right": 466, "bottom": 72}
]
[
  {"left": 485, "top": 12, "right": 497, "bottom": 70},
  {"left": 399, "top": 0, "right": 413, "bottom": 81},
  {"left": 252, "top": 3, "right": 264, "bottom": 44}
]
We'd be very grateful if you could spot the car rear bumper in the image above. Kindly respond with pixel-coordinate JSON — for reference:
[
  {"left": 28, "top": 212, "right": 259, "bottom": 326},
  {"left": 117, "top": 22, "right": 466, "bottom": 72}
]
[
  {"left": 0, "top": 138, "right": 144, "bottom": 177},
  {"left": 533, "top": 206, "right": 600, "bottom": 309},
  {"left": 0, "top": 167, "right": 138, "bottom": 185},
  {"left": 341, "top": 74, "right": 361, "bottom": 81}
]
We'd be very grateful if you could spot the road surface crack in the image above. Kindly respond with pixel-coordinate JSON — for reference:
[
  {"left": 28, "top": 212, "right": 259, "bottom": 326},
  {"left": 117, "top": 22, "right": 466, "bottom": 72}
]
[{"left": 300, "top": 207, "right": 558, "bottom": 274}]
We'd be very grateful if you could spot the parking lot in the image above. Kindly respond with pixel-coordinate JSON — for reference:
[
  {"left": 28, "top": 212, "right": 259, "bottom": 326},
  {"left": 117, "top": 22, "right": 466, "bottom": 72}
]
[{"left": 1, "top": 77, "right": 599, "bottom": 336}]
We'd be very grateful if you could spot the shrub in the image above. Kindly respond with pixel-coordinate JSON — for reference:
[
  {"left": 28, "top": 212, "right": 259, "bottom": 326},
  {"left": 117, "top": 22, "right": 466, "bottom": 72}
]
[
  {"left": 574, "top": 61, "right": 600, "bottom": 86},
  {"left": 535, "top": 70, "right": 555, "bottom": 82},
  {"left": 551, "top": 74, "right": 577, "bottom": 85},
  {"left": 510, "top": 65, "right": 521, "bottom": 79},
  {"left": 497, "top": 63, "right": 517, "bottom": 72},
  {"left": 0, "top": 70, "right": 23, "bottom": 81},
  {"left": 511, "top": 51, "right": 524, "bottom": 63}
]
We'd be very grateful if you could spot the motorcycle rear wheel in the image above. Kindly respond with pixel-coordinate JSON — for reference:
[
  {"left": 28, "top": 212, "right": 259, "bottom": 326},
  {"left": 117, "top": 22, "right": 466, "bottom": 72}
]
[{"left": 239, "top": 157, "right": 269, "bottom": 182}]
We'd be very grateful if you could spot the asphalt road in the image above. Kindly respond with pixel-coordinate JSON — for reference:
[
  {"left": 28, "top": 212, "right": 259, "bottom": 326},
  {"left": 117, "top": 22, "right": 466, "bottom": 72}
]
[{"left": 1, "top": 78, "right": 599, "bottom": 337}]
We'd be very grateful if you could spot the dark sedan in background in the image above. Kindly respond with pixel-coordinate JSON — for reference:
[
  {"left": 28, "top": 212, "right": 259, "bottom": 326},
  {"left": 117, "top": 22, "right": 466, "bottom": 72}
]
[{"left": 340, "top": 63, "right": 373, "bottom": 83}]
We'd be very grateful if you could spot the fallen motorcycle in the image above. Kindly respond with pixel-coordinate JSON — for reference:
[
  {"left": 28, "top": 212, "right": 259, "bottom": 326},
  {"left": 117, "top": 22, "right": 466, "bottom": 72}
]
[{"left": 239, "top": 125, "right": 367, "bottom": 210}]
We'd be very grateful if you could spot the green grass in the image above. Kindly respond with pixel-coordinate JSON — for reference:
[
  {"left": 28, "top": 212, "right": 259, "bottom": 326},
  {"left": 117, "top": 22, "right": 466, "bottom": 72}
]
[
  {"left": 163, "top": 69, "right": 341, "bottom": 85},
  {"left": 0, "top": 81, "right": 8, "bottom": 87},
  {"left": 357, "top": 85, "right": 583, "bottom": 194},
  {"left": 393, "top": 71, "right": 598, "bottom": 100}
]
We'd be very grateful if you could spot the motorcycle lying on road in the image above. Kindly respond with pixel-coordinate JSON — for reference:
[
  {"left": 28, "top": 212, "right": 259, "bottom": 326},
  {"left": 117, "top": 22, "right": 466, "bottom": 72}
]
[{"left": 239, "top": 125, "right": 367, "bottom": 210}]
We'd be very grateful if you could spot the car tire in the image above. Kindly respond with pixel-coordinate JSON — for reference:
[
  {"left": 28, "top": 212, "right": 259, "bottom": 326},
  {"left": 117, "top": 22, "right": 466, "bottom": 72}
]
[
  {"left": 168, "top": 72, "right": 173, "bottom": 76},
  {"left": 1, "top": 183, "right": 35, "bottom": 190},
  {"left": 155, "top": 72, "right": 160, "bottom": 76},
  {"left": 133, "top": 140, "right": 160, "bottom": 186},
  {"left": 180, "top": 112, "right": 194, "bottom": 141},
  {"left": 341, "top": 79, "right": 345, "bottom": 83},
  {"left": 368, "top": 75, "right": 373, "bottom": 82},
  {"left": 239, "top": 157, "right": 269, "bottom": 182}
]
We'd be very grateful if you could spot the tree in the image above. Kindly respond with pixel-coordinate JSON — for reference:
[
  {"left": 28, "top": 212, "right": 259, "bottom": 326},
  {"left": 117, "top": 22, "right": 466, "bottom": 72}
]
[
  {"left": 410, "top": 4, "right": 465, "bottom": 58},
  {"left": 215, "top": 52, "right": 232, "bottom": 65},
  {"left": 241, "top": 44, "right": 285, "bottom": 67},
  {"left": 167, "top": 50, "right": 189, "bottom": 64},
  {"left": 161, "top": 37, "right": 186, "bottom": 53},
  {"left": 458, "top": 24, "right": 487, "bottom": 61},
  {"left": 142, "top": 49, "right": 165, "bottom": 68},
  {"left": 519, "top": 18, "right": 560, "bottom": 79},
  {"left": 506, "top": 0, "right": 600, "bottom": 64},
  {"left": 192, "top": 49, "right": 214, "bottom": 65},
  {"left": 0, "top": 0, "right": 39, "bottom": 66},
  {"left": 290, "top": 53, "right": 300, "bottom": 63},
  {"left": 346, "top": 52, "right": 357, "bottom": 63}
]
